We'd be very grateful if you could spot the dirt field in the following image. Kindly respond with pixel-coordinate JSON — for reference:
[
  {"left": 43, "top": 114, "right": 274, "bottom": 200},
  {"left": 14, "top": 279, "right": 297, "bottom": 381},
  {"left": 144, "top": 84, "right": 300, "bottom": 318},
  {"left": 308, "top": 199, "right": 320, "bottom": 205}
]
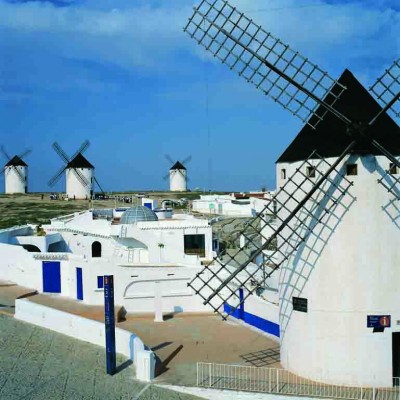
[{"left": 0, "top": 191, "right": 203, "bottom": 229}]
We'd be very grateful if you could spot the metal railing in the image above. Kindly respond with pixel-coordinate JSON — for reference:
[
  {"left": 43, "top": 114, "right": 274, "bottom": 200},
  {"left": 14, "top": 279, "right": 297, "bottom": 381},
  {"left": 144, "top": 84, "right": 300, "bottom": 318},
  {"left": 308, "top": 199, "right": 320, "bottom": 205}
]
[{"left": 197, "top": 363, "right": 400, "bottom": 400}]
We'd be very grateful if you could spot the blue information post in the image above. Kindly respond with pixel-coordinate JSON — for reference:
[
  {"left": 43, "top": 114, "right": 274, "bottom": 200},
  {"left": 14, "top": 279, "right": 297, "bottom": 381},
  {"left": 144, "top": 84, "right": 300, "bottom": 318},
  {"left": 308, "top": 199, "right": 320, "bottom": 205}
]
[{"left": 104, "top": 275, "right": 116, "bottom": 375}]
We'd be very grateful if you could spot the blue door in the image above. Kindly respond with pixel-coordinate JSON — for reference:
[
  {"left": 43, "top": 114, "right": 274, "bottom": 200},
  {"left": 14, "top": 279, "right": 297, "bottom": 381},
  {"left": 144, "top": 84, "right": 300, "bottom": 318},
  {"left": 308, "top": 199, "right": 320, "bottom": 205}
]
[
  {"left": 42, "top": 261, "right": 61, "bottom": 293},
  {"left": 76, "top": 267, "right": 83, "bottom": 300}
]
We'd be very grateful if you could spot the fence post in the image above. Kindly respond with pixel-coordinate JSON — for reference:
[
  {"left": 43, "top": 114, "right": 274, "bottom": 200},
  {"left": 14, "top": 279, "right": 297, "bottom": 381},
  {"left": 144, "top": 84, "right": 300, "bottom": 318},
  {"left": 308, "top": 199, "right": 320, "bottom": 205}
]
[
  {"left": 197, "top": 363, "right": 199, "bottom": 387},
  {"left": 277, "top": 369, "right": 280, "bottom": 393},
  {"left": 209, "top": 363, "right": 212, "bottom": 387},
  {"left": 269, "top": 368, "right": 271, "bottom": 393}
]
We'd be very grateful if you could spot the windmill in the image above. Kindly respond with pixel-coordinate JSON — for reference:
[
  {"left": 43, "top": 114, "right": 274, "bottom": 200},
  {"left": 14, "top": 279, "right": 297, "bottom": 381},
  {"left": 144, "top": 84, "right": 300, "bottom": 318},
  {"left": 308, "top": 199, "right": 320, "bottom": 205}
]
[
  {"left": 48, "top": 140, "right": 95, "bottom": 200},
  {"left": 184, "top": 0, "right": 400, "bottom": 387},
  {"left": 164, "top": 154, "right": 192, "bottom": 191},
  {"left": 1, "top": 146, "right": 31, "bottom": 194}
]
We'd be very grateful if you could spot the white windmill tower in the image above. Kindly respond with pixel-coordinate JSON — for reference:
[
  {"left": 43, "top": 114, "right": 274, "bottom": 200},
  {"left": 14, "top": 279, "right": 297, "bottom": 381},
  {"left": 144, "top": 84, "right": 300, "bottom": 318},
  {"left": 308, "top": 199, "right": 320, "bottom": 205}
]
[
  {"left": 185, "top": 0, "right": 400, "bottom": 389},
  {"left": 48, "top": 140, "right": 95, "bottom": 200},
  {"left": 164, "top": 155, "right": 191, "bottom": 192},
  {"left": 1, "top": 146, "right": 31, "bottom": 194}
]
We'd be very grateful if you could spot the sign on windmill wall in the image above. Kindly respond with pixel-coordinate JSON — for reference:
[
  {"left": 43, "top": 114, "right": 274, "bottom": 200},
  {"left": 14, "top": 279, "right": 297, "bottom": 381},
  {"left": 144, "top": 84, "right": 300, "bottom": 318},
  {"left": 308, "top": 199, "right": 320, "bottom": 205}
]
[{"left": 367, "top": 315, "right": 391, "bottom": 329}]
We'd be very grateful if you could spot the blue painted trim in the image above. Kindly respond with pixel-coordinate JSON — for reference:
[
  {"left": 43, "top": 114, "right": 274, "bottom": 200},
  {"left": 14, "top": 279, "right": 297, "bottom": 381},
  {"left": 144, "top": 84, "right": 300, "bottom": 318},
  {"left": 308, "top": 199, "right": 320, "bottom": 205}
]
[
  {"left": 42, "top": 261, "right": 61, "bottom": 293},
  {"left": 76, "top": 267, "right": 83, "bottom": 301},
  {"left": 97, "top": 276, "right": 104, "bottom": 289},
  {"left": 224, "top": 303, "right": 280, "bottom": 338},
  {"left": 129, "top": 334, "right": 136, "bottom": 361}
]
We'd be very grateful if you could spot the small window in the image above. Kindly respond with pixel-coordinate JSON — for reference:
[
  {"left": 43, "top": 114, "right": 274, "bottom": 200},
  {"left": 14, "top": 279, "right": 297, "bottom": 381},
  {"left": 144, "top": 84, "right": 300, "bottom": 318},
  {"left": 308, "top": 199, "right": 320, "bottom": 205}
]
[
  {"left": 184, "top": 234, "right": 206, "bottom": 257},
  {"left": 389, "top": 163, "right": 398, "bottom": 175},
  {"left": 306, "top": 166, "right": 316, "bottom": 178},
  {"left": 92, "top": 241, "right": 102, "bottom": 257},
  {"left": 97, "top": 276, "right": 104, "bottom": 289},
  {"left": 281, "top": 169, "right": 286, "bottom": 179},
  {"left": 346, "top": 164, "right": 358, "bottom": 176}
]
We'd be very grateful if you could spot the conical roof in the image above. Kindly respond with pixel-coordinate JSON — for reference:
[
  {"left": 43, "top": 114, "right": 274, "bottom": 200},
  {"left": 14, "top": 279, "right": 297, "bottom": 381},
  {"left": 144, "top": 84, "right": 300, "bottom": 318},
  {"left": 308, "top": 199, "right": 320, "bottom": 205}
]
[
  {"left": 5, "top": 155, "right": 27, "bottom": 167},
  {"left": 170, "top": 161, "right": 186, "bottom": 170},
  {"left": 67, "top": 153, "right": 94, "bottom": 169},
  {"left": 277, "top": 69, "right": 400, "bottom": 163}
]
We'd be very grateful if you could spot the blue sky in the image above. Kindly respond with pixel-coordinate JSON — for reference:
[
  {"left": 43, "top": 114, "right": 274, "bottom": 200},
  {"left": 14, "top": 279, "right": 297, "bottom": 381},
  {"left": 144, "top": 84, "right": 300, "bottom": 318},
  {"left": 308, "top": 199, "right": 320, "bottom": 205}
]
[{"left": 0, "top": 0, "right": 399, "bottom": 192}]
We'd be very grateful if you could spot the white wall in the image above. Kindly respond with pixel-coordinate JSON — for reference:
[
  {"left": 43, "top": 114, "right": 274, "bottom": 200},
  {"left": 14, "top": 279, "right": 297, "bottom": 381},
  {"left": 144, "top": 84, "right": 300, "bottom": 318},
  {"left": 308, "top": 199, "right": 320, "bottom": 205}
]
[
  {"left": 5, "top": 165, "right": 27, "bottom": 194},
  {"left": 66, "top": 167, "right": 93, "bottom": 199},
  {"left": 192, "top": 194, "right": 269, "bottom": 217},
  {"left": 170, "top": 169, "right": 187, "bottom": 191},
  {"left": 15, "top": 298, "right": 156, "bottom": 382},
  {"left": 11, "top": 233, "right": 63, "bottom": 253},
  {"left": 277, "top": 154, "right": 400, "bottom": 386}
]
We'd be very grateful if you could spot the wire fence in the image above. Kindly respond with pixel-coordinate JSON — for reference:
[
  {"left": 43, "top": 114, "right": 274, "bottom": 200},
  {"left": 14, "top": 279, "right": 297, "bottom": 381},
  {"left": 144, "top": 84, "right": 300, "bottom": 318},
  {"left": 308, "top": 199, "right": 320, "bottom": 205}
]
[{"left": 197, "top": 362, "right": 400, "bottom": 400}]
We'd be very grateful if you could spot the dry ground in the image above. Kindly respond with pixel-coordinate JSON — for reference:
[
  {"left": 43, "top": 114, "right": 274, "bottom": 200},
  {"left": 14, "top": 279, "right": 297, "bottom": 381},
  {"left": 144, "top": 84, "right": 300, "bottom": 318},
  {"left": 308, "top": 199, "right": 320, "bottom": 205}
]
[
  {"left": 0, "top": 191, "right": 203, "bottom": 229},
  {"left": 0, "top": 285, "right": 280, "bottom": 388}
]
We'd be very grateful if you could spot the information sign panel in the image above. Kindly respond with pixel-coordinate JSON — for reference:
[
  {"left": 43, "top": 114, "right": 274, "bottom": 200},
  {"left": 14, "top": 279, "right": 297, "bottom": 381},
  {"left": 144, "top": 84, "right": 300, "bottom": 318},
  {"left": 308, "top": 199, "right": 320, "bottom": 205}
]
[
  {"left": 367, "top": 315, "right": 391, "bottom": 328},
  {"left": 104, "top": 275, "right": 116, "bottom": 375},
  {"left": 293, "top": 297, "right": 308, "bottom": 313}
]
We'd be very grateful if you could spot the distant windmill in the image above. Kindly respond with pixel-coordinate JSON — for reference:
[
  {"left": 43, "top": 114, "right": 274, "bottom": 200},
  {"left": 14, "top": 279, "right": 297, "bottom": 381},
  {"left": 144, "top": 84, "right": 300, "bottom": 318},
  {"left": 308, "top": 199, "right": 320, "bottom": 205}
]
[
  {"left": 164, "top": 154, "right": 191, "bottom": 191},
  {"left": 1, "top": 146, "right": 31, "bottom": 194},
  {"left": 48, "top": 140, "right": 95, "bottom": 200}
]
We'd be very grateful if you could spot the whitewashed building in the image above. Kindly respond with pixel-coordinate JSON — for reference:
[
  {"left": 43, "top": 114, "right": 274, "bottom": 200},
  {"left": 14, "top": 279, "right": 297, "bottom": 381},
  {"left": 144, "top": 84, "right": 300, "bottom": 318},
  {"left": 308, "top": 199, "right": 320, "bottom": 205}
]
[
  {"left": 275, "top": 70, "right": 400, "bottom": 387},
  {"left": 4, "top": 155, "right": 28, "bottom": 194},
  {"left": 192, "top": 193, "right": 272, "bottom": 217},
  {"left": 0, "top": 206, "right": 214, "bottom": 313},
  {"left": 65, "top": 153, "right": 94, "bottom": 200},
  {"left": 169, "top": 161, "right": 187, "bottom": 192}
]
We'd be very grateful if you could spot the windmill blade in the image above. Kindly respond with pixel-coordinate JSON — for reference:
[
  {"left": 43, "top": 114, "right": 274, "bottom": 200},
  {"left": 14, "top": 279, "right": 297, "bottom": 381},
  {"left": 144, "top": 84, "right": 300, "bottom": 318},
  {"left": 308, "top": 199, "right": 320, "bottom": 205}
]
[
  {"left": 182, "top": 155, "right": 192, "bottom": 165},
  {"left": 70, "top": 140, "right": 90, "bottom": 161},
  {"left": 178, "top": 169, "right": 186, "bottom": 177},
  {"left": 163, "top": 173, "right": 170, "bottom": 181},
  {"left": 11, "top": 165, "right": 25, "bottom": 184},
  {"left": 72, "top": 167, "right": 89, "bottom": 187},
  {"left": 364, "top": 90, "right": 400, "bottom": 197},
  {"left": 165, "top": 154, "right": 175, "bottom": 164},
  {"left": 370, "top": 58, "right": 400, "bottom": 120},
  {"left": 18, "top": 149, "right": 32, "bottom": 160},
  {"left": 188, "top": 143, "right": 356, "bottom": 318},
  {"left": 0, "top": 145, "right": 10, "bottom": 161},
  {"left": 48, "top": 165, "right": 67, "bottom": 187},
  {"left": 184, "top": 0, "right": 349, "bottom": 128},
  {"left": 93, "top": 176, "right": 105, "bottom": 194},
  {"left": 52, "top": 142, "right": 70, "bottom": 164}
]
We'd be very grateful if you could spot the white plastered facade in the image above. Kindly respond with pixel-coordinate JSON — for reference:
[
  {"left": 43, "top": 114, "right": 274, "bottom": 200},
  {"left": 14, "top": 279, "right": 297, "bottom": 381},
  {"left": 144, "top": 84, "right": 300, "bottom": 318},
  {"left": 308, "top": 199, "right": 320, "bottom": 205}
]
[
  {"left": 276, "top": 154, "right": 400, "bottom": 387},
  {"left": 66, "top": 167, "right": 93, "bottom": 199},
  {"left": 169, "top": 169, "right": 187, "bottom": 191},
  {"left": 5, "top": 165, "right": 27, "bottom": 194},
  {"left": 0, "top": 210, "right": 214, "bottom": 314}
]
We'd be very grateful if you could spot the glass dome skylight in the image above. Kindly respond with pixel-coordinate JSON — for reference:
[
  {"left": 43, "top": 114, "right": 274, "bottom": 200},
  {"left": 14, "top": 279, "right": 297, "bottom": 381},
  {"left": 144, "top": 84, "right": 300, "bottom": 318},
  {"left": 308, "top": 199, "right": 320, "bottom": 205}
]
[{"left": 120, "top": 206, "right": 158, "bottom": 224}]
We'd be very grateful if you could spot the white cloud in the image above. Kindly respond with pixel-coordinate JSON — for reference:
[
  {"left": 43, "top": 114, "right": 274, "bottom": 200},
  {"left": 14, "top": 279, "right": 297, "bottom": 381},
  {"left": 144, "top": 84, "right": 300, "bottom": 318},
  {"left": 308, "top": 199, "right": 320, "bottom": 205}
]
[
  {"left": 0, "top": 0, "right": 193, "bottom": 69},
  {"left": 0, "top": 0, "right": 399, "bottom": 95}
]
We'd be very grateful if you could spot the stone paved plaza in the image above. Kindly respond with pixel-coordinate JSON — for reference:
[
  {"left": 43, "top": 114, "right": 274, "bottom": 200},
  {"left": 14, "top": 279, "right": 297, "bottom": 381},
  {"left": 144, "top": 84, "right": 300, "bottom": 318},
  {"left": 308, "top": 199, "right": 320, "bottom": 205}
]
[{"left": 0, "top": 315, "right": 201, "bottom": 400}]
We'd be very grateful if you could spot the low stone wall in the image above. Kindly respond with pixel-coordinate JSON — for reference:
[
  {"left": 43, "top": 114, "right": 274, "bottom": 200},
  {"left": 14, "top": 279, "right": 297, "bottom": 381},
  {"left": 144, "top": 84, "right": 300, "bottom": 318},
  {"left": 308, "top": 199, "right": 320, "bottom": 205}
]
[{"left": 15, "top": 298, "right": 156, "bottom": 382}]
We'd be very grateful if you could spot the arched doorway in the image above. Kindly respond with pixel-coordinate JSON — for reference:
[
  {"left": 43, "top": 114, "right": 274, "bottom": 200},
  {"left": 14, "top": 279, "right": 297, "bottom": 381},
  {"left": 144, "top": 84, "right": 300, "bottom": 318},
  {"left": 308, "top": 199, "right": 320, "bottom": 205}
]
[{"left": 92, "top": 241, "right": 102, "bottom": 258}]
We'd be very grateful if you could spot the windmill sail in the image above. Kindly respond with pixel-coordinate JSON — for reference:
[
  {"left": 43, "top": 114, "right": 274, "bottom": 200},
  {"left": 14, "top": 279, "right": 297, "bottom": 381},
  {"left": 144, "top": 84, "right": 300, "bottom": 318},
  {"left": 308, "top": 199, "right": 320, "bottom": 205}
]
[
  {"left": 189, "top": 146, "right": 356, "bottom": 318},
  {"left": 370, "top": 58, "right": 400, "bottom": 120},
  {"left": 184, "top": 1, "right": 400, "bottom": 320},
  {"left": 184, "top": 0, "right": 347, "bottom": 128}
]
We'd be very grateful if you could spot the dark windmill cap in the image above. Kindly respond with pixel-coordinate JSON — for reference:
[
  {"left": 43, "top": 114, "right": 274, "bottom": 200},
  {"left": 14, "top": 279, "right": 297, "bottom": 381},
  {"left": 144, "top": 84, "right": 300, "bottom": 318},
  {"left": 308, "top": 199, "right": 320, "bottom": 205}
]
[
  {"left": 170, "top": 161, "right": 186, "bottom": 170},
  {"left": 5, "top": 155, "right": 28, "bottom": 167},
  {"left": 67, "top": 153, "right": 94, "bottom": 169},
  {"left": 277, "top": 69, "right": 400, "bottom": 163}
]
